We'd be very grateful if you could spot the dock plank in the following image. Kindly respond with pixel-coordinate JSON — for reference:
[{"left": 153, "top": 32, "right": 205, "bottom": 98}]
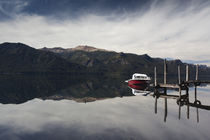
[
  {"left": 159, "top": 95, "right": 180, "bottom": 99},
  {"left": 158, "top": 84, "right": 180, "bottom": 89},
  {"left": 184, "top": 80, "right": 210, "bottom": 84}
]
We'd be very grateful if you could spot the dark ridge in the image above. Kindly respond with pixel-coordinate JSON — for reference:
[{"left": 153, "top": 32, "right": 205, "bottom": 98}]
[
  {"left": 43, "top": 46, "right": 210, "bottom": 79},
  {"left": 1, "top": 42, "right": 210, "bottom": 79},
  {"left": 0, "top": 42, "right": 85, "bottom": 74}
]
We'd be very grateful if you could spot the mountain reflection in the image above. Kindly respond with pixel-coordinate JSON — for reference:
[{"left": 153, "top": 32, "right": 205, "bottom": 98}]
[
  {"left": 1, "top": 77, "right": 210, "bottom": 140},
  {"left": 0, "top": 75, "right": 132, "bottom": 104},
  {"left": 1, "top": 74, "right": 210, "bottom": 123}
]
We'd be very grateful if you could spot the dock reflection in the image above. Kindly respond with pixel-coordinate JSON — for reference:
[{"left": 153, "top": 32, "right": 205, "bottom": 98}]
[{"left": 153, "top": 88, "right": 210, "bottom": 123}]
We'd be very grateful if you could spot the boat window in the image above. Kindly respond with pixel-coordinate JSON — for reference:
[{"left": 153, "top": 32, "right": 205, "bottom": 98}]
[{"left": 134, "top": 76, "right": 147, "bottom": 79}]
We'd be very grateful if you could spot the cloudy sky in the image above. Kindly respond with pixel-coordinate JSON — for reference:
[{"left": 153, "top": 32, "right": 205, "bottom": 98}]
[{"left": 0, "top": 0, "right": 210, "bottom": 65}]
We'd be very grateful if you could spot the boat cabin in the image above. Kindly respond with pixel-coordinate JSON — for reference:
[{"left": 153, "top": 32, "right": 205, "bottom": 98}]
[{"left": 132, "top": 73, "right": 150, "bottom": 80}]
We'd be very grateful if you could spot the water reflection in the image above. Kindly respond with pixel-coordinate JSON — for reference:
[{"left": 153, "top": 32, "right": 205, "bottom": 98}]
[
  {"left": 1, "top": 88, "right": 210, "bottom": 140},
  {"left": 153, "top": 87, "right": 210, "bottom": 123},
  {"left": 0, "top": 75, "right": 132, "bottom": 104},
  {"left": 128, "top": 83, "right": 151, "bottom": 96},
  {"left": 0, "top": 75, "right": 210, "bottom": 139}
]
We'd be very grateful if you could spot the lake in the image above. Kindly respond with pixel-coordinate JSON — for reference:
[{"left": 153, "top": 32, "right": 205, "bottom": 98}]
[{"left": 0, "top": 75, "right": 210, "bottom": 140}]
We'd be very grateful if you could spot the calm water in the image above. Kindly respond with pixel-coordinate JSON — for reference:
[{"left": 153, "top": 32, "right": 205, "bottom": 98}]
[{"left": 0, "top": 75, "right": 210, "bottom": 140}]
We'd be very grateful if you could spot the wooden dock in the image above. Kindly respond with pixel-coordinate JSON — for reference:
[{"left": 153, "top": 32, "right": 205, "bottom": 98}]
[
  {"left": 157, "top": 81, "right": 210, "bottom": 89},
  {"left": 154, "top": 59, "right": 210, "bottom": 97},
  {"left": 184, "top": 80, "right": 210, "bottom": 84},
  {"left": 153, "top": 60, "right": 210, "bottom": 122},
  {"left": 157, "top": 83, "right": 179, "bottom": 89}
]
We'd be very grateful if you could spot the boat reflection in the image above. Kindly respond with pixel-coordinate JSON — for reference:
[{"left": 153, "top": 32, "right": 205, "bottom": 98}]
[
  {"left": 128, "top": 83, "right": 151, "bottom": 96},
  {"left": 153, "top": 89, "right": 210, "bottom": 123}
]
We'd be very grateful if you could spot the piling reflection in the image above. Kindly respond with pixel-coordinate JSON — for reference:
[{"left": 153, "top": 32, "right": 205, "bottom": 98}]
[{"left": 153, "top": 88, "right": 210, "bottom": 123}]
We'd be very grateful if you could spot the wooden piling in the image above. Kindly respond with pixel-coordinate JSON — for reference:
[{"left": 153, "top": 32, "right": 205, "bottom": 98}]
[
  {"left": 196, "top": 65, "right": 198, "bottom": 81},
  {"left": 154, "top": 67, "right": 157, "bottom": 86},
  {"left": 186, "top": 65, "right": 189, "bottom": 82},
  {"left": 152, "top": 61, "right": 210, "bottom": 122},
  {"left": 179, "top": 88, "right": 182, "bottom": 98},
  {"left": 178, "top": 65, "right": 181, "bottom": 84},
  {"left": 178, "top": 65, "right": 181, "bottom": 97},
  {"left": 194, "top": 65, "right": 198, "bottom": 103},
  {"left": 186, "top": 88, "right": 189, "bottom": 119},
  {"left": 164, "top": 60, "right": 167, "bottom": 96},
  {"left": 154, "top": 67, "right": 157, "bottom": 114},
  {"left": 164, "top": 59, "right": 167, "bottom": 84},
  {"left": 195, "top": 86, "right": 197, "bottom": 100}
]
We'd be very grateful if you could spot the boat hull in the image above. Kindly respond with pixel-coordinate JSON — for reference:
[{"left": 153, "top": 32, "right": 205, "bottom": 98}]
[
  {"left": 127, "top": 80, "right": 149, "bottom": 85},
  {"left": 128, "top": 84, "right": 147, "bottom": 90}
]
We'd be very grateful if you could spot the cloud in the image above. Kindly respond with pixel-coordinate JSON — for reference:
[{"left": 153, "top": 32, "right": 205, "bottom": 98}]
[
  {"left": 20, "top": 0, "right": 151, "bottom": 18},
  {"left": 0, "top": 0, "right": 210, "bottom": 65},
  {"left": 0, "top": 0, "right": 28, "bottom": 19}
]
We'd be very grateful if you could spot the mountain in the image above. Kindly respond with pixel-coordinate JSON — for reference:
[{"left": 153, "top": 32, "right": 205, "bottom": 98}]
[
  {"left": 41, "top": 46, "right": 175, "bottom": 75},
  {"left": 42, "top": 45, "right": 210, "bottom": 80},
  {"left": 0, "top": 42, "right": 84, "bottom": 74},
  {"left": 1, "top": 42, "right": 210, "bottom": 80}
]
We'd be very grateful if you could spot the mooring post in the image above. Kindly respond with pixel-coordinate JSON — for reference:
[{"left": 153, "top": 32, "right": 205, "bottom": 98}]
[
  {"left": 178, "top": 65, "right": 181, "bottom": 84},
  {"left": 195, "top": 65, "right": 198, "bottom": 101},
  {"left": 178, "top": 88, "right": 182, "bottom": 99},
  {"left": 164, "top": 59, "right": 167, "bottom": 84},
  {"left": 186, "top": 88, "right": 189, "bottom": 119},
  {"left": 154, "top": 67, "right": 157, "bottom": 87},
  {"left": 186, "top": 65, "right": 189, "bottom": 82},
  {"left": 164, "top": 59, "right": 167, "bottom": 95},
  {"left": 186, "top": 66, "right": 189, "bottom": 119},
  {"left": 195, "top": 86, "right": 197, "bottom": 100},
  {"left": 154, "top": 66, "right": 158, "bottom": 114},
  {"left": 195, "top": 65, "right": 199, "bottom": 123},
  {"left": 196, "top": 64, "right": 198, "bottom": 81},
  {"left": 178, "top": 65, "right": 181, "bottom": 97}
]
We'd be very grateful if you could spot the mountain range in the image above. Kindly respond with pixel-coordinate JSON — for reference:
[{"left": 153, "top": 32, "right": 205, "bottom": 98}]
[
  {"left": 0, "top": 42, "right": 84, "bottom": 74},
  {"left": 0, "top": 42, "right": 210, "bottom": 80}
]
